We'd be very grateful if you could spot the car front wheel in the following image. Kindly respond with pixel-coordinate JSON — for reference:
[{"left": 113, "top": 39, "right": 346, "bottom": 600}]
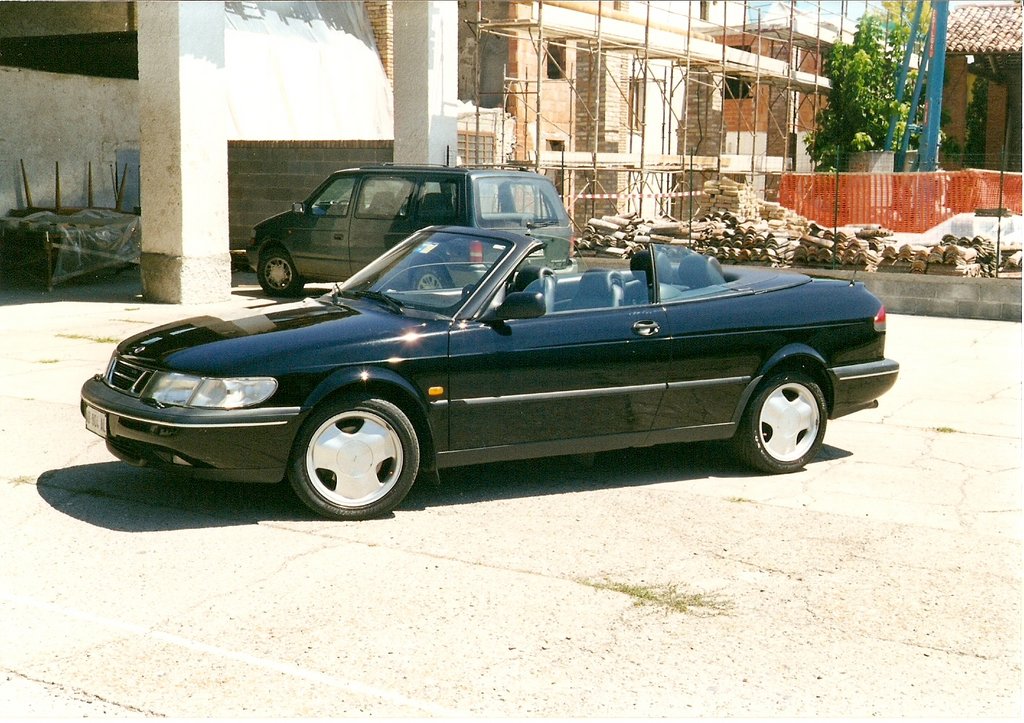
[
  {"left": 257, "top": 246, "right": 305, "bottom": 297},
  {"left": 288, "top": 395, "right": 420, "bottom": 520},
  {"left": 734, "top": 371, "right": 827, "bottom": 474}
]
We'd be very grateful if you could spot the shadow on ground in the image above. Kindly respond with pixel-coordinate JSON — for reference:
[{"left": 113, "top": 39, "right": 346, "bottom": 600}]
[
  {"left": 36, "top": 441, "right": 850, "bottom": 532},
  {"left": 0, "top": 266, "right": 284, "bottom": 307}
]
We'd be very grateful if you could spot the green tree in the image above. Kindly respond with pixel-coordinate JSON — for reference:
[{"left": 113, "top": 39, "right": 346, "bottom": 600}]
[
  {"left": 805, "top": 12, "right": 911, "bottom": 171},
  {"left": 963, "top": 76, "right": 988, "bottom": 167}
]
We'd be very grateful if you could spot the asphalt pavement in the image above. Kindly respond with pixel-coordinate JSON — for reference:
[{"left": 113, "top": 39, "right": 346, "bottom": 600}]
[{"left": 0, "top": 267, "right": 1020, "bottom": 717}]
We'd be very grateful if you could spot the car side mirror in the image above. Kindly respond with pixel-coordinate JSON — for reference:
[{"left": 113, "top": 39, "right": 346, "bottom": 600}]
[
  {"left": 293, "top": 202, "right": 305, "bottom": 214},
  {"left": 484, "top": 291, "right": 546, "bottom": 322}
]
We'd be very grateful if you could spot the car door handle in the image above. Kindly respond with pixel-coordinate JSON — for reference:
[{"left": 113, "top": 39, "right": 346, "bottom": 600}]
[
  {"left": 333, "top": 233, "right": 346, "bottom": 240},
  {"left": 632, "top": 320, "right": 660, "bottom": 336}
]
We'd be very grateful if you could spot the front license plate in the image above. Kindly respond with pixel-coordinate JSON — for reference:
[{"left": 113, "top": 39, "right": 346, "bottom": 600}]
[{"left": 84, "top": 405, "right": 108, "bottom": 438}]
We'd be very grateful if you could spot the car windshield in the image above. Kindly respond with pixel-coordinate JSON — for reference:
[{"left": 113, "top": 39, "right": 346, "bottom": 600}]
[{"left": 336, "top": 229, "right": 514, "bottom": 316}]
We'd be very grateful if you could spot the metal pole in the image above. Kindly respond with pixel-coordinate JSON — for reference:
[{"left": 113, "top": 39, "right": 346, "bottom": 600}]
[
  {"left": 996, "top": 142, "right": 1007, "bottom": 277},
  {"left": 833, "top": 148, "right": 840, "bottom": 266},
  {"left": 689, "top": 146, "right": 695, "bottom": 237},
  {"left": 535, "top": 1, "right": 544, "bottom": 173},
  {"left": 752, "top": 6, "right": 762, "bottom": 178},
  {"left": 591, "top": 1, "right": 604, "bottom": 220},
  {"left": 638, "top": 0, "right": 651, "bottom": 217},
  {"left": 681, "top": 2, "right": 692, "bottom": 168},
  {"left": 897, "top": 26, "right": 931, "bottom": 172},
  {"left": 785, "top": 0, "right": 796, "bottom": 173},
  {"left": 885, "top": 0, "right": 924, "bottom": 151},
  {"left": 474, "top": 0, "right": 482, "bottom": 163},
  {"left": 717, "top": 1, "right": 727, "bottom": 177},
  {"left": 920, "top": 0, "right": 949, "bottom": 171}
]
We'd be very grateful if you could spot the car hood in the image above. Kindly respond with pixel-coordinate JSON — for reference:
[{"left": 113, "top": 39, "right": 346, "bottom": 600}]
[
  {"left": 116, "top": 298, "right": 449, "bottom": 376},
  {"left": 253, "top": 209, "right": 294, "bottom": 232}
]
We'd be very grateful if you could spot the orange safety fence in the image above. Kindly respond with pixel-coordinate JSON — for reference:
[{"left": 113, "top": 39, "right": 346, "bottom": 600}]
[{"left": 779, "top": 170, "right": 1023, "bottom": 234}]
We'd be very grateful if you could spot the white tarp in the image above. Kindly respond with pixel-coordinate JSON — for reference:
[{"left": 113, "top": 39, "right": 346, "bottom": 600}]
[{"left": 224, "top": 1, "right": 393, "bottom": 140}]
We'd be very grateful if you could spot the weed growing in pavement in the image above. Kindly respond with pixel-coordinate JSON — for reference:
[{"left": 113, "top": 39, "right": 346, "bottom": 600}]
[
  {"left": 727, "top": 496, "right": 755, "bottom": 504},
  {"left": 9, "top": 475, "right": 35, "bottom": 486},
  {"left": 37, "top": 359, "right": 59, "bottom": 364},
  {"left": 57, "top": 333, "right": 120, "bottom": 344},
  {"left": 934, "top": 426, "right": 958, "bottom": 434},
  {"left": 582, "top": 578, "right": 732, "bottom": 616}
]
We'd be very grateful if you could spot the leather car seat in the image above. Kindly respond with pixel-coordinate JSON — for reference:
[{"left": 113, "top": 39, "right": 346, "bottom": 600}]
[{"left": 675, "top": 252, "right": 726, "bottom": 289}]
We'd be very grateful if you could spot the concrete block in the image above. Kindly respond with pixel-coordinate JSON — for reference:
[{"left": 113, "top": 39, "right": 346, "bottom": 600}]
[
  {"left": 944, "top": 281, "right": 982, "bottom": 302},
  {"left": 999, "top": 302, "right": 1023, "bottom": 321}
]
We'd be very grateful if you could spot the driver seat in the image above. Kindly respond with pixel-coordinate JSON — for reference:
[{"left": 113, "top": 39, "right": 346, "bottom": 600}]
[{"left": 513, "top": 266, "right": 556, "bottom": 313}]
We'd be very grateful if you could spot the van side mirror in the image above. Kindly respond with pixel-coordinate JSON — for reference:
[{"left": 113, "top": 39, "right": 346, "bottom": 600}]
[{"left": 293, "top": 202, "right": 305, "bottom": 214}]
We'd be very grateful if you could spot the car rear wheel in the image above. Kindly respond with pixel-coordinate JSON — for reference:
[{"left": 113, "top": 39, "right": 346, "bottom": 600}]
[
  {"left": 288, "top": 395, "right": 420, "bottom": 520},
  {"left": 735, "top": 371, "right": 826, "bottom": 474},
  {"left": 257, "top": 246, "right": 305, "bottom": 297}
]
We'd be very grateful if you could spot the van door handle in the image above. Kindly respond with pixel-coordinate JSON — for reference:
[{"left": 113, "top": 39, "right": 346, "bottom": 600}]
[{"left": 632, "top": 320, "right": 660, "bottom": 336}]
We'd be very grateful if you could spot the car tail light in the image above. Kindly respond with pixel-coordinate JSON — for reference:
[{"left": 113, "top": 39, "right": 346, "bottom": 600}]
[{"left": 873, "top": 305, "right": 887, "bottom": 332}]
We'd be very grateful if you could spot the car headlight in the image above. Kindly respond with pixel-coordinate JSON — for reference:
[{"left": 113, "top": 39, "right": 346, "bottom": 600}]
[{"left": 144, "top": 372, "right": 278, "bottom": 409}]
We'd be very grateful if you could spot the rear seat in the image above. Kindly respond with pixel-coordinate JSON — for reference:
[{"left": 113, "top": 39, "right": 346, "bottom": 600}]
[
  {"left": 565, "top": 268, "right": 618, "bottom": 307},
  {"left": 524, "top": 270, "right": 650, "bottom": 312}
]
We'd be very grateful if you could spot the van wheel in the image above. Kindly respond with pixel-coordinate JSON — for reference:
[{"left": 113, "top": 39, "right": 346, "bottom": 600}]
[
  {"left": 257, "top": 246, "right": 305, "bottom": 297},
  {"left": 412, "top": 266, "right": 453, "bottom": 290}
]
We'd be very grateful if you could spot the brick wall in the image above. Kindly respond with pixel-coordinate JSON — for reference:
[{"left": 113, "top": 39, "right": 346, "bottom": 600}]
[
  {"left": 572, "top": 50, "right": 629, "bottom": 218},
  {"left": 227, "top": 140, "right": 393, "bottom": 250},
  {"left": 365, "top": 0, "right": 393, "bottom": 82},
  {"left": 682, "top": 68, "right": 723, "bottom": 157},
  {"left": 943, "top": 56, "right": 970, "bottom": 166}
]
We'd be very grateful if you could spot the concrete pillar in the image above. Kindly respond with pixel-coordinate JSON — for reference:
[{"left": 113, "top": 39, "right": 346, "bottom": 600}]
[
  {"left": 392, "top": 1, "right": 458, "bottom": 165},
  {"left": 137, "top": 1, "right": 230, "bottom": 303}
]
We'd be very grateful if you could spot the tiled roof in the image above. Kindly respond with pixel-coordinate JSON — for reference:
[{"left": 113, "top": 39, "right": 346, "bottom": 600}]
[{"left": 946, "top": 2, "right": 1023, "bottom": 55}]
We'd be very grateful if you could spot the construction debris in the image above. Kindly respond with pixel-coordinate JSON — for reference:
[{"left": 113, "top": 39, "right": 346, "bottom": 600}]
[
  {"left": 701, "top": 177, "right": 761, "bottom": 219},
  {"left": 876, "top": 234, "right": 999, "bottom": 277},
  {"left": 577, "top": 190, "right": 1008, "bottom": 278}
]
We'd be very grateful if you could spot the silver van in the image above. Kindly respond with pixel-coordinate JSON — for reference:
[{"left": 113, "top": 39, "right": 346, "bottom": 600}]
[{"left": 246, "top": 165, "right": 573, "bottom": 296}]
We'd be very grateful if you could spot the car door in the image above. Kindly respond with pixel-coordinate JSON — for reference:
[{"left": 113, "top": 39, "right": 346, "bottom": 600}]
[
  {"left": 348, "top": 175, "right": 420, "bottom": 273},
  {"left": 446, "top": 286, "right": 669, "bottom": 454},
  {"left": 647, "top": 245, "right": 762, "bottom": 440},
  {"left": 301, "top": 174, "right": 357, "bottom": 280}
]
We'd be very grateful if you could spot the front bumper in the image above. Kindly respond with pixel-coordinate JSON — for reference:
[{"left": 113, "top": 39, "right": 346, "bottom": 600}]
[
  {"left": 81, "top": 376, "right": 303, "bottom": 483},
  {"left": 828, "top": 358, "right": 900, "bottom": 419}
]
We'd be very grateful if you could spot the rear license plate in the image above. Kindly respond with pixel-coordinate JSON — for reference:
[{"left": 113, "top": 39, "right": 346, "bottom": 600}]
[{"left": 85, "top": 405, "right": 108, "bottom": 438}]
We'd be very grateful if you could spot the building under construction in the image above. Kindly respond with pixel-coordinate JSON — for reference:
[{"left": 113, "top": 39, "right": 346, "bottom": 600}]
[{"left": 454, "top": 0, "right": 861, "bottom": 223}]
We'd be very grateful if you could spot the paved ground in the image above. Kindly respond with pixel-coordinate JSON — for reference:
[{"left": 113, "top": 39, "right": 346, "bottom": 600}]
[{"left": 0, "top": 269, "right": 1020, "bottom": 717}]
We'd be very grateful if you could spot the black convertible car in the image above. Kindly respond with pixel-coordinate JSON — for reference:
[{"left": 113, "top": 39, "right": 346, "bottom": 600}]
[{"left": 82, "top": 226, "right": 898, "bottom": 520}]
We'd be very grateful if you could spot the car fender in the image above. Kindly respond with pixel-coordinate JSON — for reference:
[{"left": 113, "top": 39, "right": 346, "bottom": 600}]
[
  {"left": 302, "top": 365, "right": 438, "bottom": 466},
  {"left": 730, "top": 344, "right": 831, "bottom": 425},
  {"left": 304, "top": 365, "right": 427, "bottom": 414}
]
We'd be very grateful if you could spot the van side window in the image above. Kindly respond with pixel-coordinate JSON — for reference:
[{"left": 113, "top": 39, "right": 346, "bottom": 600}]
[
  {"left": 310, "top": 177, "right": 356, "bottom": 217},
  {"left": 474, "top": 177, "right": 567, "bottom": 228},
  {"left": 355, "top": 177, "right": 417, "bottom": 220},
  {"left": 416, "top": 179, "right": 459, "bottom": 226}
]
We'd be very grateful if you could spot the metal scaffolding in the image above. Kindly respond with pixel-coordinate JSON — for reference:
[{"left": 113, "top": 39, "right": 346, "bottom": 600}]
[{"left": 464, "top": 0, "right": 859, "bottom": 225}]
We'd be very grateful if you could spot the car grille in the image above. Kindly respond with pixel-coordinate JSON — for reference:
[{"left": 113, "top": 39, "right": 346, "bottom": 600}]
[{"left": 107, "top": 357, "right": 154, "bottom": 397}]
